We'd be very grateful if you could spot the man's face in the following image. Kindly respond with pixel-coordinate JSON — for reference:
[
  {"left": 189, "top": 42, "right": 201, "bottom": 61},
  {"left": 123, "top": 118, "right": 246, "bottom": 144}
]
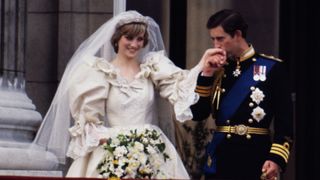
[{"left": 209, "top": 26, "right": 236, "bottom": 57}]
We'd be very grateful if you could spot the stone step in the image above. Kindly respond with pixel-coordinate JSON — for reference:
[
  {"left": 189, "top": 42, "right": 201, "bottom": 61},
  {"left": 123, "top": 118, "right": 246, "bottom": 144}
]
[
  {"left": 0, "top": 170, "right": 62, "bottom": 177},
  {"left": 0, "top": 146, "right": 59, "bottom": 170}
]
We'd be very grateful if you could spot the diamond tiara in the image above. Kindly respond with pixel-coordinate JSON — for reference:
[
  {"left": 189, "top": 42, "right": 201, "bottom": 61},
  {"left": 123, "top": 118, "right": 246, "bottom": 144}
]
[{"left": 116, "top": 16, "right": 148, "bottom": 28}]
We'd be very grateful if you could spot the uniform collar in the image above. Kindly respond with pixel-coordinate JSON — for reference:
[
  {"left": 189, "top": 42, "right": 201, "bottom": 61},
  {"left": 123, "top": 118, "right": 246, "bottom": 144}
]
[{"left": 239, "top": 45, "right": 255, "bottom": 62}]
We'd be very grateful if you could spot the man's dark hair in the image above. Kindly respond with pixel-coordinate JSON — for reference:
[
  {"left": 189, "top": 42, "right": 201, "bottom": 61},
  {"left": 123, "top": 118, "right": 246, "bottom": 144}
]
[{"left": 206, "top": 9, "right": 248, "bottom": 38}]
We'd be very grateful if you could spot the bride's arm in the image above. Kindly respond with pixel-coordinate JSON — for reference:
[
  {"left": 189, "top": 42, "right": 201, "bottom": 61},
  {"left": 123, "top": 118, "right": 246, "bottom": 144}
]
[
  {"left": 142, "top": 51, "right": 204, "bottom": 122},
  {"left": 66, "top": 60, "right": 110, "bottom": 160}
]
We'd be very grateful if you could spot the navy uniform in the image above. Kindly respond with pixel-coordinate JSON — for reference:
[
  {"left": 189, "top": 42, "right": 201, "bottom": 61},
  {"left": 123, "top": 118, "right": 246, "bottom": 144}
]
[{"left": 191, "top": 46, "right": 293, "bottom": 180}]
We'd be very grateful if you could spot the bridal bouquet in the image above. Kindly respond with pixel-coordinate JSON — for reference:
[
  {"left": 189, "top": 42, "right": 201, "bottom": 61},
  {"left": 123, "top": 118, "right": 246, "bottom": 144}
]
[{"left": 97, "top": 128, "right": 170, "bottom": 179}]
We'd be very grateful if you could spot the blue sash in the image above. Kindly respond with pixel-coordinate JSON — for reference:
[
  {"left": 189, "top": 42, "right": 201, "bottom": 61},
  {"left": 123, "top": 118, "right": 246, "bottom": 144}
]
[{"left": 203, "top": 58, "right": 276, "bottom": 174}]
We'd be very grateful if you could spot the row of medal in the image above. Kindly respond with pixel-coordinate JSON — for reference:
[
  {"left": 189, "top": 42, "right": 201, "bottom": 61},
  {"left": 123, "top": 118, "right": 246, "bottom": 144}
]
[{"left": 233, "top": 64, "right": 266, "bottom": 81}]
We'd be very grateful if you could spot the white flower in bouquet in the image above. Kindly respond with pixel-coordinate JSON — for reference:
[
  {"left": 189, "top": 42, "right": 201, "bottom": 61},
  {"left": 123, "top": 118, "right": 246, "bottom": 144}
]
[
  {"left": 110, "top": 138, "right": 120, "bottom": 147},
  {"left": 114, "top": 146, "right": 128, "bottom": 158},
  {"left": 142, "top": 137, "right": 149, "bottom": 144},
  {"left": 127, "top": 159, "right": 140, "bottom": 171},
  {"left": 133, "top": 141, "right": 144, "bottom": 152},
  {"left": 118, "top": 157, "right": 128, "bottom": 167},
  {"left": 137, "top": 152, "right": 148, "bottom": 165},
  {"left": 114, "top": 166, "right": 124, "bottom": 177},
  {"left": 146, "top": 145, "right": 157, "bottom": 154}
]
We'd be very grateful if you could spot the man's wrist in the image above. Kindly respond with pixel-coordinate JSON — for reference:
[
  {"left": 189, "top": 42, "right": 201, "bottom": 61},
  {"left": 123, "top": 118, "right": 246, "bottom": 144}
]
[{"left": 201, "top": 72, "right": 214, "bottom": 77}]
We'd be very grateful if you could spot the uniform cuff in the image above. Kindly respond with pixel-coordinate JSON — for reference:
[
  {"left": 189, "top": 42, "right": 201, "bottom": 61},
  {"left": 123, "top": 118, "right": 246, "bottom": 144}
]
[
  {"left": 268, "top": 143, "right": 290, "bottom": 172},
  {"left": 196, "top": 74, "right": 214, "bottom": 97}
]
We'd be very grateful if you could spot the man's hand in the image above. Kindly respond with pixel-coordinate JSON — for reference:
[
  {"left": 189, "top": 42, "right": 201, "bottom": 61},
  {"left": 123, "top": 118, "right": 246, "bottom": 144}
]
[
  {"left": 200, "top": 48, "right": 226, "bottom": 77},
  {"left": 260, "top": 160, "right": 281, "bottom": 180}
]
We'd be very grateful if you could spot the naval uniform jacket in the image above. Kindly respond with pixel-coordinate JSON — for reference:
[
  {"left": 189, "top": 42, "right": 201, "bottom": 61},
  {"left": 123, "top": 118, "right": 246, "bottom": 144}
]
[{"left": 191, "top": 47, "right": 293, "bottom": 179}]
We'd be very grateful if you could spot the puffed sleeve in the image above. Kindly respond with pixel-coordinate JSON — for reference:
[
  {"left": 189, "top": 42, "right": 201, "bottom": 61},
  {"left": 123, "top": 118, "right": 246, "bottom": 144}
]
[
  {"left": 141, "top": 51, "right": 202, "bottom": 122},
  {"left": 66, "top": 56, "right": 110, "bottom": 160}
]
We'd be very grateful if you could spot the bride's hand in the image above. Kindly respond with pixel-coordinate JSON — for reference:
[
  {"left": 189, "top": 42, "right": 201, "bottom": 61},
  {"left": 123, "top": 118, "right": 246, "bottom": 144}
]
[
  {"left": 99, "top": 138, "right": 108, "bottom": 145},
  {"left": 200, "top": 48, "right": 226, "bottom": 76}
]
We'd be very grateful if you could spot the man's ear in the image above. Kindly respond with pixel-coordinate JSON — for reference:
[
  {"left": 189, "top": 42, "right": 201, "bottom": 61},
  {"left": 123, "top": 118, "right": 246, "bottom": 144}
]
[{"left": 234, "top": 30, "right": 242, "bottom": 38}]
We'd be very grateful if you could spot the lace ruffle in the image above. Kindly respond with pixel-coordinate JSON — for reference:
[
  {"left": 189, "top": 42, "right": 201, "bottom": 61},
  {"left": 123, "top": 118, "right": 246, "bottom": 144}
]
[{"left": 67, "top": 122, "right": 108, "bottom": 160}]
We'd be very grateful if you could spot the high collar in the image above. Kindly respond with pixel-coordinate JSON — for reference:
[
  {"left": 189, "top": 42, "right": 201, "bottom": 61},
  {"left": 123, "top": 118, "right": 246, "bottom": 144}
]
[{"left": 239, "top": 45, "right": 255, "bottom": 62}]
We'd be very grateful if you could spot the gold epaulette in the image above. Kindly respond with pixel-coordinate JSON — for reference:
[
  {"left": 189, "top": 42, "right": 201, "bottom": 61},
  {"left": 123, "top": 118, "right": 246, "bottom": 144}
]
[
  {"left": 260, "top": 53, "right": 283, "bottom": 62},
  {"left": 270, "top": 143, "right": 290, "bottom": 163}
]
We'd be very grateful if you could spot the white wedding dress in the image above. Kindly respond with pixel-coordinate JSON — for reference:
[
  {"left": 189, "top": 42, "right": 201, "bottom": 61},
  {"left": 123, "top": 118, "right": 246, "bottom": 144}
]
[{"left": 65, "top": 51, "right": 201, "bottom": 179}]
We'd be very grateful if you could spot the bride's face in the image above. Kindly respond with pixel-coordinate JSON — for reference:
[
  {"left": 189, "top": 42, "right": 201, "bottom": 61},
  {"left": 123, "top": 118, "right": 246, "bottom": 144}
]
[{"left": 117, "top": 33, "right": 145, "bottom": 59}]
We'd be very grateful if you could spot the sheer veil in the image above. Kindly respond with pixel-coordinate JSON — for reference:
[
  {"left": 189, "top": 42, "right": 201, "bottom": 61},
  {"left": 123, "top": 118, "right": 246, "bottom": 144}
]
[{"left": 30, "top": 10, "right": 167, "bottom": 165}]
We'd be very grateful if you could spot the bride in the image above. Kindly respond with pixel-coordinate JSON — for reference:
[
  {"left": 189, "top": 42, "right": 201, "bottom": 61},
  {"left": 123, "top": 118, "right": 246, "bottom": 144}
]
[{"left": 31, "top": 10, "right": 223, "bottom": 179}]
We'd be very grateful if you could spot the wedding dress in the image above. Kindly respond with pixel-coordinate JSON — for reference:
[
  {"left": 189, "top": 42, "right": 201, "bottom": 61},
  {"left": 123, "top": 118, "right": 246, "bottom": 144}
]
[{"left": 66, "top": 51, "right": 201, "bottom": 179}]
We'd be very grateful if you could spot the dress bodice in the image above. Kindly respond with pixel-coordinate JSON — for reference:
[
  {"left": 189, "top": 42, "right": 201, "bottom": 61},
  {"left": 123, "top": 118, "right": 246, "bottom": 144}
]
[{"left": 106, "top": 71, "right": 156, "bottom": 127}]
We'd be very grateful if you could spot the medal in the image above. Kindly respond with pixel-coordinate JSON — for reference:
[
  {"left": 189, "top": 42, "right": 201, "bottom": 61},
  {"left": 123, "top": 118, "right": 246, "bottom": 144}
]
[
  {"left": 233, "top": 60, "right": 241, "bottom": 77},
  {"left": 253, "top": 65, "right": 260, "bottom": 81},
  {"left": 253, "top": 65, "right": 267, "bottom": 81},
  {"left": 260, "top": 66, "right": 266, "bottom": 81},
  {"left": 233, "top": 68, "right": 241, "bottom": 77}
]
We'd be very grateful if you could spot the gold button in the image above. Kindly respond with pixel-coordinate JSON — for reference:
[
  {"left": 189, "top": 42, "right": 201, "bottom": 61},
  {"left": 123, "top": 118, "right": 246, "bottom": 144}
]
[
  {"left": 248, "top": 118, "right": 253, "bottom": 123},
  {"left": 252, "top": 58, "right": 257, "bottom": 62},
  {"left": 246, "top": 134, "right": 251, "bottom": 139},
  {"left": 284, "top": 142, "right": 290, "bottom": 149},
  {"left": 249, "top": 102, "right": 254, "bottom": 107},
  {"left": 207, "top": 156, "right": 212, "bottom": 166},
  {"left": 250, "top": 86, "right": 255, "bottom": 91},
  {"left": 221, "top": 88, "right": 225, "bottom": 93},
  {"left": 226, "top": 120, "right": 230, "bottom": 124},
  {"left": 227, "top": 134, "right": 232, "bottom": 139}
]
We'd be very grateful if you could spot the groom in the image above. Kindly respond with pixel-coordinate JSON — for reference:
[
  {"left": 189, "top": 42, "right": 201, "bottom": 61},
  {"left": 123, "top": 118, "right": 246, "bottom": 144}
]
[{"left": 191, "top": 9, "right": 293, "bottom": 180}]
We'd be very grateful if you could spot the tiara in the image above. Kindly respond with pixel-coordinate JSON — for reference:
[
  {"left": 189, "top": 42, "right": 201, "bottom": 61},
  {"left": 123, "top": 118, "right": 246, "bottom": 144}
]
[{"left": 116, "top": 16, "right": 148, "bottom": 28}]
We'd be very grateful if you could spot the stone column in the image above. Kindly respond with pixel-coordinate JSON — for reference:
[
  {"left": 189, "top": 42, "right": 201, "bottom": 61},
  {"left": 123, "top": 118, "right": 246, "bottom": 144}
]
[
  {"left": 0, "top": 0, "right": 59, "bottom": 175},
  {"left": 0, "top": 0, "right": 42, "bottom": 144}
]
